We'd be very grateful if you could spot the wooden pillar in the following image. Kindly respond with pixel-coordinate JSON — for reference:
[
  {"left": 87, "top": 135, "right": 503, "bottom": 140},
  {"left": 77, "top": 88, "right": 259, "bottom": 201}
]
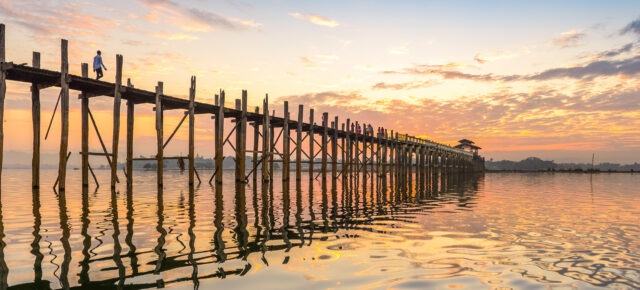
[
  {"left": 295, "top": 105, "right": 303, "bottom": 181},
  {"left": 345, "top": 119, "right": 351, "bottom": 177},
  {"left": 341, "top": 123, "right": 345, "bottom": 178},
  {"left": 32, "top": 52, "right": 41, "bottom": 188},
  {"left": 363, "top": 124, "right": 368, "bottom": 179},
  {"left": 0, "top": 24, "right": 4, "bottom": 188},
  {"left": 321, "top": 113, "right": 328, "bottom": 177},
  {"left": 332, "top": 116, "right": 338, "bottom": 180},
  {"left": 80, "top": 63, "right": 89, "bottom": 187},
  {"left": 370, "top": 131, "right": 375, "bottom": 176},
  {"left": 188, "top": 76, "right": 196, "bottom": 185},
  {"left": 58, "top": 39, "right": 69, "bottom": 191},
  {"left": 252, "top": 107, "right": 259, "bottom": 183},
  {"left": 269, "top": 113, "right": 274, "bottom": 181},
  {"left": 111, "top": 54, "right": 123, "bottom": 189},
  {"left": 155, "top": 82, "right": 164, "bottom": 187},
  {"left": 382, "top": 130, "right": 388, "bottom": 178},
  {"left": 282, "top": 101, "right": 290, "bottom": 181},
  {"left": 236, "top": 90, "right": 247, "bottom": 183},
  {"left": 354, "top": 121, "right": 359, "bottom": 179},
  {"left": 261, "top": 96, "right": 269, "bottom": 183},
  {"left": 308, "top": 109, "right": 314, "bottom": 180},
  {"left": 126, "top": 93, "right": 134, "bottom": 186},
  {"left": 215, "top": 90, "right": 225, "bottom": 184}
]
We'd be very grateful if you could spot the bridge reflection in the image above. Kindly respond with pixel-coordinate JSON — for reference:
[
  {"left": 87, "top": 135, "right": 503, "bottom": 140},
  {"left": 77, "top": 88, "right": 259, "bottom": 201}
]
[{"left": 4, "top": 172, "right": 481, "bottom": 289}]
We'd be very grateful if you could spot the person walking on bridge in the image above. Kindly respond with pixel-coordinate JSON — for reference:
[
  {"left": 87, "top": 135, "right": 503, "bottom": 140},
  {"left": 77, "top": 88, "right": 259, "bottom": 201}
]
[{"left": 93, "top": 50, "right": 107, "bottom": 80}]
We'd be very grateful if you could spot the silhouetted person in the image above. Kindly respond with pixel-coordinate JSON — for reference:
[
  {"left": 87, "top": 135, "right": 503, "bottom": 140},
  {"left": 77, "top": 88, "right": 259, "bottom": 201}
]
[{"left": 93, "top": 50, "right": 107, "bottom": 80}]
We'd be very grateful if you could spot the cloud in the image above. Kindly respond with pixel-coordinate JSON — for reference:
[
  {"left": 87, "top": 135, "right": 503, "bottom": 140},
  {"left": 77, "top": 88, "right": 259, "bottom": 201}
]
[
  {"left": 187, "top": 8, "right": 261, "bottom": 30},
  {"left": 289, "top": 12, "right": 339, "bottom": 27},
  {"left": 382, "top": 55, "right": 640, "bottom": 82},
  {"left": 550, "top": 29, "right": 585, "bottom": 48},
  {"left": 372, "top": 80, "right": 440, "bottom": 90},
  {"left": 137, "top": 0, "right": 262, "bottom": 32},
  {"left": 152, "top": 32, "right": 199, "bottom": 40},
  {"left": 474, "top": 48, "right": 528, "bottom": 64},
  {"left": 388, "top": 45, "right": 409, "bottom": 55},
  {"left": 587, "top": 42, "right": 635, "bottom": 60},
  {"left": 621, "top": 16, "right": 640, "bottom": 37},
  {"left": 527, "top": 55, "right": 640, "bottom": 80}
]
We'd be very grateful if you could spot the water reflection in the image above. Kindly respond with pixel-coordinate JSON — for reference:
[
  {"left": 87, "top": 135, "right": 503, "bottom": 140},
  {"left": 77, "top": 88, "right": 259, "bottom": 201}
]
[{"left": 0, "top": 170, "right": 638, "bottom": 288}]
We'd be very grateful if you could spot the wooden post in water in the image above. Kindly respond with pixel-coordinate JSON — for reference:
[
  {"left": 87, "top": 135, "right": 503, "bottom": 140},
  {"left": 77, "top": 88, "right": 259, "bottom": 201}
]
[
  {"left": 321, "top": 113, "right": 328, "bottom": 178},
  {"left": 308, "top": 109, "right": 314, "bottom": 180},
  {"left": 32, "top": 52, "right": 41, "bottom": 188},
  {"left": 296, "top": 105, "right": 303, "bottom": 181},
  {"left": 80, "top": 63, "right": 89, "bottom": 187},
  {"left": 58, "top": 39, "right": 69, "bottom": 191},
  {"left": 111, "top": 54, "right": 123, "bottom": 189},
  {"left": 363, "top": 124, "right": 368, "bottom": 178},
  {"left": 370, "top": 131, "right": 375, "bottom": 176},
  {"left": 252, "top": 107, "right": 259, "bottom": 183},
  {"left": 126, "top": 79, "right": 134, "bottom": 186},
  {"left": 155, "top": 82, "right": 164, "bottom": 187},
  {"left": 215, "top": 90, "right": 225, "bottom": 184},
  {"left": 332, "top": 116, "right": 338, "bottom": 180},
  {"left": 341, "top": 123, "right": 345, "bottom": 178},
  {"left": 0, "top": 24, "right": 4, "bottom": 188},
  {"left": 269, "top": 111, "right": 274, "bottom": 181},
  {"left": 188, "top": 76, "right": 196, "bottom": 185},
  {"left": 261, "top": 96, "right": 270, "bottom": 183},
  {"left": 282, "top": 101, "right": 290, "bottom": 181},
  {"left": 345, "top": 119, "right": 351, "bottom": 178},
  {"left": 354, "top": 122, "right": 359, "bottom": 180},
  {"left": 236, "top": 90, "right": 247, "bottom": 183}
]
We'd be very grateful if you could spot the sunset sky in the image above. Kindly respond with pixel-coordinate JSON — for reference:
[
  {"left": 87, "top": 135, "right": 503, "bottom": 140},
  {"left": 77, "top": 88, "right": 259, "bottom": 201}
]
[{"left": 1, "top": 0, "right": 639, "bottom": 164}]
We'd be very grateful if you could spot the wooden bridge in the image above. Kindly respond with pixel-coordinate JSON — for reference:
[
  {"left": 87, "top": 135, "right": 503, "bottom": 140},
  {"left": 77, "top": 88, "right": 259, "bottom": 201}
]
[{"left": 0, "top": 23, "right": 484, "bottom": 191}]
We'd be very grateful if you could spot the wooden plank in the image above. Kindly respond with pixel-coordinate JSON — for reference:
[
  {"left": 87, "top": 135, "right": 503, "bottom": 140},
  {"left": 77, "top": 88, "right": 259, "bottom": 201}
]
[
  {"left": 235, "top": 91, "right": 247, "bottom": 183},
  {"left": 0, "top": 24, "right": 4, "bottom": 188},
  {"left": 126, "top": 79, "right": 134, "bottom": 185},
  {"left": 81, "top": 62, "right": 89, "bottom": 187},
  {"left": 215, "top": 90, "right": 225, "bottom": 184},
  {"left": 111, "top": 54, "right": 123, "bottom": 189},
  {"left": 282, "top": 101, "right": 289, "bottom": 181},
  {"left": 155, "top": 82, "right": 164, "bottom": 186},
  {"left": 32, "top": 52, "right": 41, "bottom": 188},
  {"left": 296, "top": 105, "right": 303, "bottom": 181},
  {"left": 188, "top": 76, "right": 196, "bottom": 185},
  {"left": 58, "top": 39, "right": 69, "bottom": 191},
  {"left": 308, "top": 108, "right": 314, "bottom": 180}
]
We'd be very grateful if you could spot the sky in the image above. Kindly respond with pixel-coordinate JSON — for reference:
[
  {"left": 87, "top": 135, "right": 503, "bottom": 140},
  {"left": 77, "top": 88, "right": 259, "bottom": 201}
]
[{"left": 1, "top": 0, "right": 639, "bottom": 164}]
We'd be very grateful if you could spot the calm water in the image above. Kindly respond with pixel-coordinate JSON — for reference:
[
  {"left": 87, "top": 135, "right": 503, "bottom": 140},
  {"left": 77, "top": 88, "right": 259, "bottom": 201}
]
[{"left": 0, "top": 169, "right": 639, "bottom": 289}]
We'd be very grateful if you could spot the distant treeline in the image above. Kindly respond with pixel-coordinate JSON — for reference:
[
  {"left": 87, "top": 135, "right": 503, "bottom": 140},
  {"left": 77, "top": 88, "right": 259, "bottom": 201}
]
[{"left": 485, "top": 157, "right": 640, "bottom": 172}]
